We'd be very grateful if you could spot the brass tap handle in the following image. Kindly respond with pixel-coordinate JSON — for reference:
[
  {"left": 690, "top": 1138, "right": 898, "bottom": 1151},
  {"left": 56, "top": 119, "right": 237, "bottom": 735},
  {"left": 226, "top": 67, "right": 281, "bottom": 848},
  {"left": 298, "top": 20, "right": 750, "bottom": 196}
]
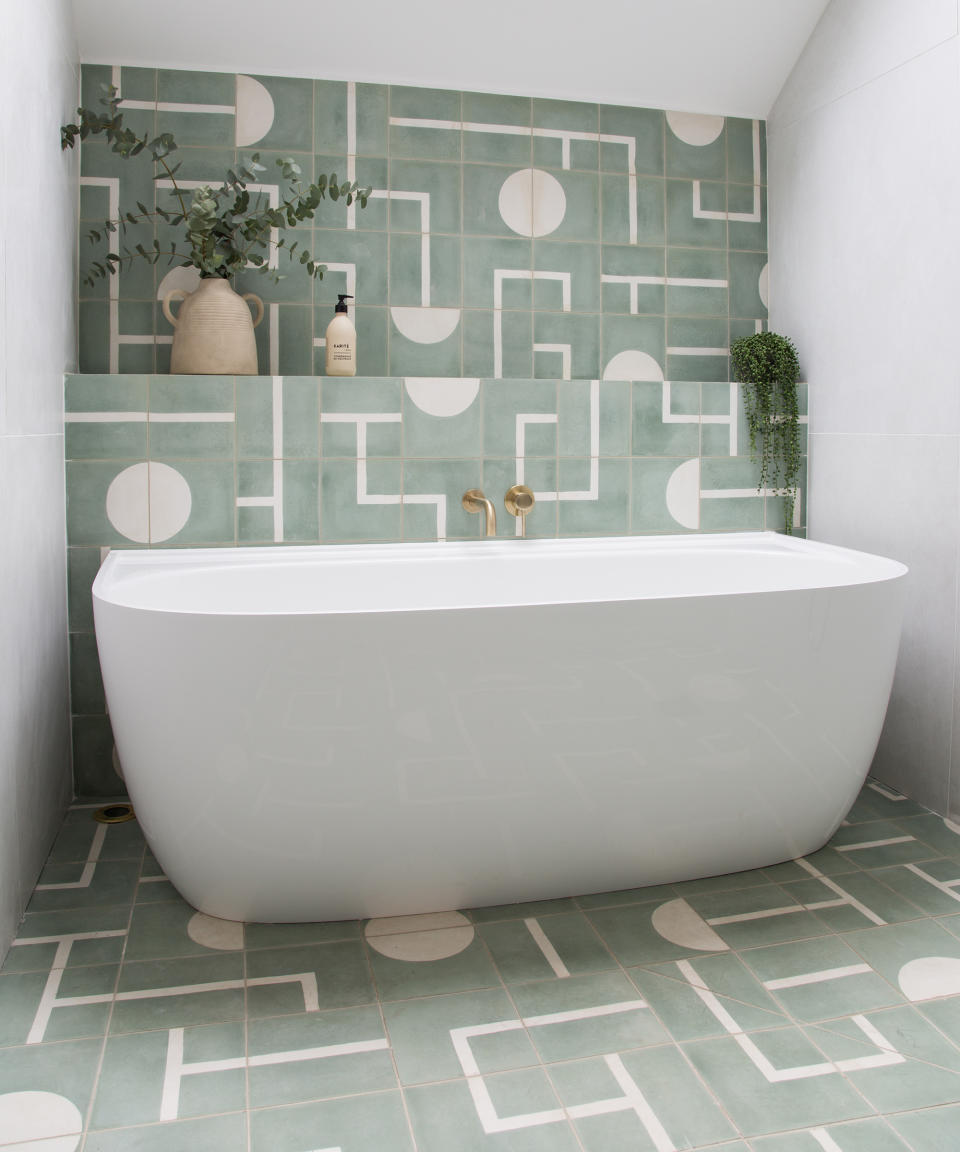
[
  {"left": 504, "top": 484, "right": 535, "bottom": 538},
  {"left": 462, "top": 488, "right": 497, "bottom": 537}
]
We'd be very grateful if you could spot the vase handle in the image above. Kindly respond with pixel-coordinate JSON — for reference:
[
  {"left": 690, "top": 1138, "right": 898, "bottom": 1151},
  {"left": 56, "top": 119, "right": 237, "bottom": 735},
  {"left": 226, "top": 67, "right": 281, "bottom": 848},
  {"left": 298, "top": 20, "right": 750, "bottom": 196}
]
[
  {"left": 242, "top": 293, "right": 265, "bottom": 329},
  {"left": 162, "top": 289, "right": 188, "bottom": 328}
]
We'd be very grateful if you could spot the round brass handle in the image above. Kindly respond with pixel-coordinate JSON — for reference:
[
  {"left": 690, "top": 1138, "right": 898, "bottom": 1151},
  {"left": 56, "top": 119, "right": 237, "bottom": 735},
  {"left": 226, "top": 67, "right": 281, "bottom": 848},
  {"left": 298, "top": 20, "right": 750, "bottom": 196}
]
[{"left": 505, "top": 484, "right": 535, "bottom": 517}]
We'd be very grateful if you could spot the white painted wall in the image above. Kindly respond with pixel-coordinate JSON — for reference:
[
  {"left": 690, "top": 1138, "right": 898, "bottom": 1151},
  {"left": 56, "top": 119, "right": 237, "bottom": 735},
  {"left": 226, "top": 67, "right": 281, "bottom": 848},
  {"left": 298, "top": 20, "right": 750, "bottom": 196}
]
[
  {"left": 768, "top": 0, "right": 960, "bottom": 818},
  {"left": 0, "top": 0, "right": 78, "bottom": 958}
]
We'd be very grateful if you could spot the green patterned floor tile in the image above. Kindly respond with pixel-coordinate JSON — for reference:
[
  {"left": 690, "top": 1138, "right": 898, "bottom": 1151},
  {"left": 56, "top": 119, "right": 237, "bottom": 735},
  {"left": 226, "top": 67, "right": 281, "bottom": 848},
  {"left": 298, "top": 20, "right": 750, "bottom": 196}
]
[
  {"left": 245, "top": 940, "right": 375, "bottom": 1016},
  {"left": 892, "top": 814, "right": 960, "bottom": 858},
  {"left": 243, "top": 919, "right": 362, "bottom": 950},
  {"left": 0, "top": 1037, "right": 102, "bottom": 1141},
  {"left": 574, "top": 884, "right": 676, "bottom": 910},
  {"left": 134, "top": 878, "right": 180, "bottom": 905},
  {"left": 249, "top": 1088, "right": 414, "bottom": 1151},
  {"left": 84, "top": 1111, "right": 247, "bottom": 1152},
  {"left": 124, "top": 898, "right": 242, "bottom": 962},
  {"left": 508, "top": 971, "right": 667, "bottom": 1063},
  {"left": 587, "top": 896, "right": 729, "bottom": 967},
  {"left": 479, "top": 912, "right": 615, "bottom": 984},
  {"left": 110, "top": 953, "right": 245, "bottom": 1034},
  {"left": 739, "top": 935, "right": 905, "bottom": 1022},
  {"left": 865, "top": 859, "right": 960, "bottom": 916},
  {"left": 382, "top": 987, "right": 534, "bottom": 1086},
  {"left": 839, "top": 919, "right": 960, "bottom": 998},
  {"left": 27, "top": 860, "right": 140, "bottom": 914},
  {"left": 671, "top": 868, "right": 775, "bottom": 896},
  {"left": 1, "top": 930, "right": 124, "bottom": 975},
  {"left": 247, "top": 1005, "right": 395, "bottom": 1108},
  {"left": 366, "top": 931, "right": 500, "bottom": 1002},
  {"left": 888, "top": 1102, "right": 960, "bottom": 1150},
  {"left": 845, "top": 781, "right": 928, "bottom": 822},
  {"left": 467, "top": 897, "right": 577, "bottom": 924},
  {"left": 779, "top": 871, "right": 926, "bottom": 931},
  {"left": 16, "top": 904, "right": 131, "bottom": 941},
  {"left": 549, "top": 1045, "right": 737, "bottom": 1150},
  {"left": 750, "top": 1117, "right": 911, "bottom": 1151},
  {"left": 405, "top": 1070, "right": 580, "bottom": 1152},
  {"left": 91, "top": 1021, "right": 244, "bottom": 1129},
  {"left": 682, "top": 1026, "right": 873, "bottom": 1137},
  {"left": 829, "top": 820, "right": 941, "bottom": 868},
  {"left": 45, "top": 810, "right": 144, "bottom": 864},
  {"left": 685, "top": 885, "right": 833, "bottom": 950},
  {"left": 629, "top": 954, "right": 785, "bottom": 1042},
  {"left": 762, "top": 847, "right": 862, "bottom": 882},
  {"left": 917, "top": 994, "right": 960, "bottom": 1050}
]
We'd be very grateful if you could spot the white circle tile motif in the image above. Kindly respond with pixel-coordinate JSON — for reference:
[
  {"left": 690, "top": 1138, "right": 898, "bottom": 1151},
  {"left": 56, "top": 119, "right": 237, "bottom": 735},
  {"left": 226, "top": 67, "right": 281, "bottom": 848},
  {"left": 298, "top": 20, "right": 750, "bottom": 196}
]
[
  {"left": 666, "top": 110, "right": 725, "bottom": 146},
  {"left": 187, "top": 911, "right": 244, "bottom": 951},
  {"left": 365, "top": 910, "right": 475, "bottom": 961},
  {"left": 898, "top": 956, "right": 960, "bottom": 1001},
  {"left": 0, "top": 1091, "right": 82, "bottom": 1151},
  {"left": 666, "top": 459, "right": 701, "bottom": 530},
  {"left": 106, "top": 462, "right": 191, "bottom": 544},
  {"left": 498, "top": 168, "right": 566, "bottom": 237},
  {"left": 235, "top": 75, "right": 276, "bottom": 147},
  {"left": 651, "top": 898, "right": 729, "bottom": 951},
  {"left": 404, "top": 377, "right": 480, "bottom": 418},
  {"left": 602, "top": 350, "right": 664, "bottom": 381},
  {"left": 758, "top": 262, "right": 770, "bottom": 310},
  {"left": 390, "top": 306, "right": 461, "bottom": 345}
]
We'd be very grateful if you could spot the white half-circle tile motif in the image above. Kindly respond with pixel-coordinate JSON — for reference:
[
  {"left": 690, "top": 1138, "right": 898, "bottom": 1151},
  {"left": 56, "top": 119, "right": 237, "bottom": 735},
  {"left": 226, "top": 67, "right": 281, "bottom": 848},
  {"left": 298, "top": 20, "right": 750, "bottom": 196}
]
[
  {"left": 602, "top": 350, "right": 664, "bottom": 381},
  {"left": 365, "top": 910, "right": 475, "bottom": 960},
  {"left": 390, "top": 306, "right": 461, "bottom": 345},
  {"left": 157, "top": 265, "right": 201, "bottom": 301},
  {"left": 0, "top": 1091, "right": 82, "bottom": 1151},
  {"left": 666, "top": 110, "right": 725, "bottom": 146},
  {"left": 758, "top": 262, "right": 770, "bottom": 310},
  {"left": 105, "top": 462, "right": 192, "bottom": 544},
  {"left": 404, "top": 377, "right": 480, "bottom": 418},
  {"left": 187, "top": 911, "right": 244, "bottom": 950},
  {"left": 651, "top": 897, "right": 728, "bottom": 951},
  {"left": 235, "top": 75, "right": 276, "bottom": 147},
  {"left": 898, "top": 956, "right": 960, "bottom": 1000},
  {"left": 666, "top": 459, "right": 701, "bottom": 530},
  {"left": 498, "top": 168, "right": 566, "bottom": 237}
]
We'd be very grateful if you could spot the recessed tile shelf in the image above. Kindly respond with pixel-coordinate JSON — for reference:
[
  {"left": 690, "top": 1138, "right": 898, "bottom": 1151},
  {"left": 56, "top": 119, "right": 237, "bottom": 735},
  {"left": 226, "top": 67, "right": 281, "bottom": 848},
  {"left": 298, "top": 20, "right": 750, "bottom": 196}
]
[{"left": 2, "top": 779, "right": 959, "bottom": 1150}]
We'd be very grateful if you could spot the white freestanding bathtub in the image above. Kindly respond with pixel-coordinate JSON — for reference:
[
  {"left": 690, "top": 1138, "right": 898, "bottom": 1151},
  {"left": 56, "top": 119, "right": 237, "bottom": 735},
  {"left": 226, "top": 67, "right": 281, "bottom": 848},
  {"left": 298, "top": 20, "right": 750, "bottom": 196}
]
[{"left": 93, "top": 532, "right": 907, "bottom": 923}]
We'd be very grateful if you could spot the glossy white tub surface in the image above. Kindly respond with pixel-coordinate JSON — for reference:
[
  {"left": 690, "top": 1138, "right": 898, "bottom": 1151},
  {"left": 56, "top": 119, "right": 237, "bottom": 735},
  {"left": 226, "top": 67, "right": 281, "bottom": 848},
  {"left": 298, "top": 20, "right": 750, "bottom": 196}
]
[{"left": 93, "top": 533, "right": 907, "bottom": 922}]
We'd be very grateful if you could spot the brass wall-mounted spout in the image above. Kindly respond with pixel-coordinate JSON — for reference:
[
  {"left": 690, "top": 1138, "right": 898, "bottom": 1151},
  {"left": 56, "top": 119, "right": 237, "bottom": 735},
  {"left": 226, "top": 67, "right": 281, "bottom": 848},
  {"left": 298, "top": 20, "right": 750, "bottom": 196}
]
[
  {"left": 462, "top": 489, "right": 497, "bottom": 537},
  {"left": 505, "top": 484, "right": 535, "bottom": 537}
]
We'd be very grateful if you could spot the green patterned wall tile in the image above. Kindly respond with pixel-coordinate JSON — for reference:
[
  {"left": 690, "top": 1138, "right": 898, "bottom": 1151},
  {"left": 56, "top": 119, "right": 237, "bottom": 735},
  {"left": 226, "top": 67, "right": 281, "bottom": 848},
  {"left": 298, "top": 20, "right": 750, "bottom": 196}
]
[
  {"left": 632, "top": 381, "right": 699, "bottom": 455},
  {"left": 559, "top": 380, "right": 630, "bottom": 457},
  {"left": 463, "top": 236, "right": 533, "bottom": 308},
  {"left": 355, "top": 305, "right": 390, "bottom": 376},
  {"left": 238, "top": 504, "right": 275, "bottom": 543},
  {"left": 242, "top": 74, "right": 313, "bottom": 153},
  {"left": 666, "top": 247, "right": 729, "bottom": 317},
  {"left": 80, "top": 62, "right": 113, "bottom": 106},
  {"left": 388, "top": 158, "right": 461, "bottom": 234},
  {"left": 532, "top": 240, "right": 599, "bottom": 312},
  {"left": 389, "top": 86, "right": 461, "bottom": 162},
  {"left": 271, "top": 305, "right": 313, "bottom": 376},
  {"left": 463, "top": 162, "right": 531, "bottom": 238},
  {"left": 66, "top": 461, "right": 138, "bottom": 545},
  {"left": 729, "top": 184, "right": 768, "bottom": 252},
  {"left": 281, "top": 460, "right": 320, "bottom": 541},
  {"left": 69, "top": 632, "right": 105, "bottom": 715},
  {"left": 320, "top": 458, "right": 401, "bottom": 541},
  {"left": 356, "top": 82, "right": 389, "bottom": 156},
  {"left": 533, "top": 98, "right": 599, "bottom": 172},
  {"left": 152, "top": 460, "right": 236, "bottom": 544},
  {"left": 66, "top": 376, "right": 148, "bottom": 460},
  {"left": 402, "top": 379, "right": 480, "bottom": 458},
  {"left": 601, "top": 314, "right": 666, "bottom": 381},
  {"left": 236, "top": 376, "right": 275, "bottom": 458},
  {"left": 558, "top": 458, "right": 630, "bottom": 534},
  {"left": 667, "top": 178, "right": 727, "bottom": 248},
  {"left": 157, "top": 68, "right": 233, "bottom": 105},
  {"left": 632, "top": 457, "right": 695, "bottom": 532},
  {"left": 388, "top": 322, "right": 462, "bottom": 377},
  {"left": 598, "top": 105, "right": 664, "bottom": 176},
  {"left": 237, "top": 459, "right": 272, "bottom": 500},
  {"left": 148, "top": 376, "right": 235, "bottom": 459},
  {"left": 401, "top": 459, "right": 484, "bottom": 540},
  {"left": 729, "top": 251, "right": 769, "bottom": 318},
  {"left": 390, "top": 233, "right": 460, "bottom": 309},
  {"left": 600, "top": 174, "right": 665, "bottom": 246},
  {"left": 533, "top": 312, "right": 599, "bottom": 380},
  {"left": 665, "top": 113, "right": 727, "bottom": 180},
  {"left": 668, "top": 316, "right": 730, "bottom": 382},
  {"left": 68, "top": 547, "right": 102, "bottom": 632},
  {"left": 482, "top": 457, "right": 558, "bottom": 538},
  {"left": 463, "top": 92, "right": 532, "bottom": 165},
  {"left": 601, "top": 243, "right": 665, "bottom": 315},
  {"left": 281, "top": 376, "right": 320, "bottom": 457},
  {"left": 728, "top": 117, "right": 764, "bottom": 185},
  {"left": 72, "top": 715, "right": 122, "bottom": 799},
  {"left": 700, "top": 456, "right": 765, "bottom": 530},
  {"left": 314, "top": 78, "right": 349, "bottom": 154},
  {"left": 305, "top": 229, "right": 388, "bottom": 308},
  {"left": 118, "top": 343, "right": 156, "bottom": 374},
  {"left": 483, "top": 378, "right": 558, "bottom": 457}
]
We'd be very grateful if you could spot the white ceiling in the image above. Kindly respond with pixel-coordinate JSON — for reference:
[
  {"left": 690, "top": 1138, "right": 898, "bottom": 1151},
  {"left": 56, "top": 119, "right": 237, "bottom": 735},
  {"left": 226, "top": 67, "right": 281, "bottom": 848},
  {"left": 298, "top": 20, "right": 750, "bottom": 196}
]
[{"left": 71, "top": 0, "right": 829, "bottom": 118}]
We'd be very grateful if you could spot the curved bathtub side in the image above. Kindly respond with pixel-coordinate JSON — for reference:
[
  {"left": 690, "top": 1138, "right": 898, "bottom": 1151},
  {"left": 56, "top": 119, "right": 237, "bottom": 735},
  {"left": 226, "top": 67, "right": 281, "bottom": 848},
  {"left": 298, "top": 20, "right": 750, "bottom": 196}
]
[{"left": 94, "top": 566, "right": 906, "bottom": 923}]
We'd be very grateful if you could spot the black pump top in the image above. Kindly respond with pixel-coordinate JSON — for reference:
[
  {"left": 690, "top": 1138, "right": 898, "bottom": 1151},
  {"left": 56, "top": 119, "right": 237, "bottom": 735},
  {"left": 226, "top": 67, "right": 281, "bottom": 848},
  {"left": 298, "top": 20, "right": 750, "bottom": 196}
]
[{"left": 335, "top": 293, "right": 353, "bottom": 313}]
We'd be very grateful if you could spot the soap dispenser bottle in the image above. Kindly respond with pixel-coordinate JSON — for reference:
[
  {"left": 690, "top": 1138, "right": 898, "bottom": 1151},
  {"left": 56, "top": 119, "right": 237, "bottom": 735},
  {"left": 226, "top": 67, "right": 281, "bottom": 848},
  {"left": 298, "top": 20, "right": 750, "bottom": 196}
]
[{"left": 325, "top": 294, "right": 357, "bottom": 376}]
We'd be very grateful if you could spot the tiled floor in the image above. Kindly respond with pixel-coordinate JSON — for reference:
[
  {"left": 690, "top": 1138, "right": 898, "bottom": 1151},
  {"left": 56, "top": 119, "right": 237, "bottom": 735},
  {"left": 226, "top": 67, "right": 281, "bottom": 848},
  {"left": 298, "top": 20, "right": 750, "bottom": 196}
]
[{"left": 2, "top": 781, "right": 960, "bottom": 1151}]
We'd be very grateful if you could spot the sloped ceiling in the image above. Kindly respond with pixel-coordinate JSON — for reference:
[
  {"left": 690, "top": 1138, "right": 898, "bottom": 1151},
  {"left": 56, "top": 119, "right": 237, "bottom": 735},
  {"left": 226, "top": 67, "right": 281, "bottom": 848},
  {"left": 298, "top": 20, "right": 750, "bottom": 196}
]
[{"left": 71, "top": 0, "right": 829, "bottom": 118}]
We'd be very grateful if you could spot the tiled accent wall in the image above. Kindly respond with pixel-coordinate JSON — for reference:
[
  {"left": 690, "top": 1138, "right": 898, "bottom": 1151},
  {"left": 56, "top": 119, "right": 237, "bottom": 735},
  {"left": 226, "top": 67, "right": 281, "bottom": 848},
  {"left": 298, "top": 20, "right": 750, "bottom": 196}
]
[
  {"left": 68, "top": 64, "right": 787, "bottom": 795},
  {"left": 65, "top": 372, "right": 807, "bottom": 796},
  {"left": 77, "top": 65, "right": 768, "bottom": 379}
]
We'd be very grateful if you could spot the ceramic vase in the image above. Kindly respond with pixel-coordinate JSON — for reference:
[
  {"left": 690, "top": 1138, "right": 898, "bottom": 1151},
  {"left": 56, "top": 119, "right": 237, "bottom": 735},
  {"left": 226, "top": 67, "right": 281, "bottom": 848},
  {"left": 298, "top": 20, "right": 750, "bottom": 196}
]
[{"left": 162, "top": 276, "right": 264, "bottom": 375}]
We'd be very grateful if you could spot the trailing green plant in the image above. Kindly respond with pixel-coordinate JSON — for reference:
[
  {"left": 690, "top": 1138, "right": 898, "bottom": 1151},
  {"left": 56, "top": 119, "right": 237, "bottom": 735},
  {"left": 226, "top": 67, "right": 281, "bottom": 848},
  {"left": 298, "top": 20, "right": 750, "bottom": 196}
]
[
  {"left": 730, "top": 330, "right": 802, "bottom": 534},
  {"left": 61, "top": 86, "right": 370, "bottom": 288}
]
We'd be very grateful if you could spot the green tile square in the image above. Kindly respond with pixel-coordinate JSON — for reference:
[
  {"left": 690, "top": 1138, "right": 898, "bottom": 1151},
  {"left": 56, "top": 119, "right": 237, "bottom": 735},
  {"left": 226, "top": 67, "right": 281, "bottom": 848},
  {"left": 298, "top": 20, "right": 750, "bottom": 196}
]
[
  {"left": 401, "top": 459, "right": 482, "bottom": 541},
  {"left": 125, "top": 897, "right": 235, "bottom": 962},
  {"left": 848, "top": 781, "right": 929, "bottom": 822},
  {"left": 310, "top": 227, "right": 388, "bottom": 309},
  {"left": 405, "top": 1071, "right": 579, "bottom": 1151},
  {"left": 540, "top": 169, "right": 599, "bottom": 243},
  {"left": 557, "top": 458, "right": 629, "bottom": 535},
  {"left": 666, "top": 115, "right": 726, "bottom": 180},
  {"left": 667, "top": 246, "right": 729, "bottom": 316},
  {"left": 251, "top": 1089, "right": 414, "bottom": 1152},
  {"left": 110, "top": 953, "right": 244, "bottom": 1034},
  {"left": 389, "top": 85, "right": 461, "bottom": 161},
  {"left": 601, "top": 174, "right": 665, "bottom": 245},
  {"left": 830, "top": 820, "right": 942, "bottom": 867},
  {"left": 533, "top": 311, "right": 600, "bottom": 380},
  {"left": 533, "top": 98, "right": 598, "bottom": 171},
  {"left": 730, "top": 250, "right": 769, "bottom": 318},
  {"left": 599, "top": 104, "right": 664, "bottom": 175},
  {"left": 244, "top": 74, "right": 313, "bottom": 152},
  {"left": 390, "top": 233, "right": 461, "bottom": 309},
  {"left": 872, "top": 859, "right": 960, "bottom": 915},
  {"left": 383, "top": 987, "right": 532, "bottom": 1086},
  {"left": 683, "top": 1027, "right": 872, "bottom": 1136},
  {"left": 148, "top": 460, "right": 235, "bottom": 545},
  {"left": 588, "top": 898, "right": 724, "bottom": 967},
  {"left": 781, "top": 870, "right": 926, "bottom": 930},
  {"left": 69, "top": 631, "right": 104, "bottom": 714},
  {"left": 0, "top": 1037, "right": 101, "bottom": 1135},
  {"left": 463, "top": 94, "right": 531, "bottom": 165},
  {"left": 469, "top": 897, "right": 578, "bottom": 923},
  {"left": 368, "top": 933, "right": 500, "bottom": 1002},
  {"left": 699, "top": 456, "right": 764, "bottom": 531},
  {"left": 148, "top": 376, "right": 236, "bottom": 459},
  {"left": 531, "top": 240, "right": 599, "bottom": 313},
  {"left": 247, "top": 1005, "right": 395, "bottom": 1108},
  {"left": 72, "top": 714, "right": 123, "bottom": 798},
  {"left": 752, "top": 1118, "right": 911, "bottom": 1151},
  {"left": 279, "top": 375, "right": 320, "bottom": 457},
  {"left": 314, "top": 77, "right": 349, "bottom": 153},
  {"left": 480, "top": 912, "right": 615, "bottom": 984},
  {"left": 388, "top": 319, "right": 462, "bottom": 376},
  {"left": 85, "top": 1114, "right": 247, "bottom": 1151},
  {"left": 245, "top": 940, "right": 375, "bottom": 1016},
  {"left": 730, "top": 183, "right": 768, "bottom": 251},
  {"left": 28, "top": 860, "right": 139, "bottom": 915},
  {"left": 889, "top": 1105, "right": 960, "bottom": 1152},
  {"left": 601, "top": 314, "right": 665, "bottom": 381},
  {"left": 574, "top": 885, "right": 676, "bottom": 910},
  {"left": 686, "top": 884, "right": 830, "bottom": 949},
  {"left": 463, "top": 162, "right": 531, "bottom": 238},
  {"left": 600, "top": 244, "right": 665, "bottom": 315},
  {"left": 559, "top": 380, "right": 629, "bottom": 457},
  {"left": 632, "top": 381, "right": 698, "bottom": 456},
  {"left": 666, "top": 178, "right": 726, "bottom": 248},
  {"left": 483, "top": 378, "right": 557, "bottom": 457},
  {"left": 352, "top": 156, "right": 390, "bottom": 230},
  {"left": 77, "top": 301, "right": 111, "bottom": 373},
  {"left": 66, "top": 414, "right": 148, "bottom": 461},
  {"left": 320, "top": 382, "right": 401, "bottom": 455},
  {"left": 356, "top": 82, "right": 390, "bottom": 156},
  {"left": 463, "top": 236, "right": 534, "bottom": 309},
  {"left": 728, "top": 117, "right": 763, "bottom": 184}
]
